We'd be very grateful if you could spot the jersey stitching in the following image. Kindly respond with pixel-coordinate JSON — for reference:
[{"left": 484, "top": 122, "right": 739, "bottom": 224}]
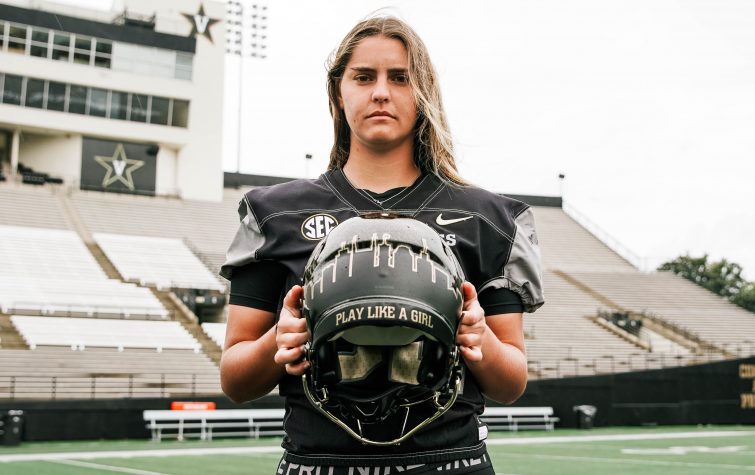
[
  {"left": 512, "top": 203, "right": 530, "bottom": 220},
  {"left": 243, "top": 194, "right": 261, "bottom": 229},
  {"left": 243, "top": 194, "right": 263, "bottom": 260},
  {"left": 385, "top": 174, "right": 429, "bottom": 209},
  {"left": 335, "top": 170, "right": 392, "bottom": 210},
  {"left": 503, "top": 220, "right": 516, "bottom": 271},
  {"left": 408, "top": 182, "right": 444, "bottom": 217},
  {"left": 258, "top": 207, "right": 354, "bottom": 227},
  {"left": 323, "top": 173, "right": 360, "bottom": 213}
]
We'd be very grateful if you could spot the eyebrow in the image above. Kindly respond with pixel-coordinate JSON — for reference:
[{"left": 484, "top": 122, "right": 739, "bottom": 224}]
[{"left": 348, "top": 67, "right": 408, "bottom": 73}]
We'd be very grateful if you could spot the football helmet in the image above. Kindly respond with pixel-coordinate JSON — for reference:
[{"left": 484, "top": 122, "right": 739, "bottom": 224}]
[{"left": 301, "top": 213, "right": 465, "bottom": 445}]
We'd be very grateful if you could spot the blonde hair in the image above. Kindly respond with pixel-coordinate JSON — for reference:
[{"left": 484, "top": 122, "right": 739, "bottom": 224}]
[{"left": 326, "top": 16, "right": 466, "bottom": 186}]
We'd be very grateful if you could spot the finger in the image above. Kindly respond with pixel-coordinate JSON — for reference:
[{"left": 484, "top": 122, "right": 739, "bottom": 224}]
[
  {"left": 285, "top": 359, "right": 311, "bottom": 376},
  {"left": 459, "top": 345, "right": 483, "bottom": 362},
  {"left": 282, "top": 285, "right": 304, "bottom": 318},
  {"left": 274, "top": 346, "right": 306, "bottom": 365},
  {"left": 458, "top": 310, "right": 484, "bottom": 328},
  {"left": 277, "top": 315, "right": 309, "bottom": 334},
  {"left": 276, "top": 332, "right": 310, "bottom": 349},
  {"left": 456, "top": 334, "right": 481, "bottom": 348}
]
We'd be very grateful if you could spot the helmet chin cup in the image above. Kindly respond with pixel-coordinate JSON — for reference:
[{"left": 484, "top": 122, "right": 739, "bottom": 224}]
[{"left": 301, "top": 216, "right": 465, "bottom": 445}]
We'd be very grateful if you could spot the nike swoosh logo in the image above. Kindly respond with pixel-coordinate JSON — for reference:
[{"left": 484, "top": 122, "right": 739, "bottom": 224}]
[{"left": 436, "top": 214, "right": 473, "bottom": 226}]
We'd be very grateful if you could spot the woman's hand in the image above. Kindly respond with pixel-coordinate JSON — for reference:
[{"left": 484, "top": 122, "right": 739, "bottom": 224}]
[
  {"left": 455, "top": 282, "right": 487, "bottom": 362},
  {"left": 273, "top": 285, "right": 311, "bottom": 375}
]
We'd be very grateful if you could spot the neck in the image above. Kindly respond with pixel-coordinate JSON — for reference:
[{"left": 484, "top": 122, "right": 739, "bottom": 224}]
[{"left": 342, "top": 142, "right": 420, "bottom": 193}]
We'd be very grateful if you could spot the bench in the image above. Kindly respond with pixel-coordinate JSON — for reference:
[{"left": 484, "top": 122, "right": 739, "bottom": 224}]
[
  {"left": 143, "top": 409, "right": 285, "bottom": 441},
  {"left": 480, "top": 406, "right": 559, "bottom": 431}
]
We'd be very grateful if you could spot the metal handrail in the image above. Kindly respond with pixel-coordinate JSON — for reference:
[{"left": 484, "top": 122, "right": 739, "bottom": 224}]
[
  {"left": 531, "top": 347, "right": 754, "bottom": 380},
  {"left": 0, "top": 372, "right": 219, "bottom": 401}
]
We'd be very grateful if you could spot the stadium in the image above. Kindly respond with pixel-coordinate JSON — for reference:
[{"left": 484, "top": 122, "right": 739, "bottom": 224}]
[{"left": 0, "top": 0, "right": 754, "bottom": 473}]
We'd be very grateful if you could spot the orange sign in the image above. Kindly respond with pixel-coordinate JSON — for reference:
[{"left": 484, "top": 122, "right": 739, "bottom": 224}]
[{"left": 171, "top": 401, "right": 217, "bottom": 411}]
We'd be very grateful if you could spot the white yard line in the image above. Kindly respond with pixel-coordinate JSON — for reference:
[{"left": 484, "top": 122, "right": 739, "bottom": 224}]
[
  {"left": 501, "top": 452, "right": 755, "bottom": 471},
  {"left": 486, "top": 430, "right": 755, "bottom": 446},
  {"left": 49, "top": 459, "right": 171, "bottom": 475},
  {"left": 0, "top": 445, "right": 283, "bottom": 463},
  {"left": 1, "top": 430, "right": 753, "bottom": 464}
]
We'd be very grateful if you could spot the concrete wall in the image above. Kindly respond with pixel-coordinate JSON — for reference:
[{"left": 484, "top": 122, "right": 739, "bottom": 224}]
[{"left": 19, "top": 133, "right": 81, "bottom": 185}]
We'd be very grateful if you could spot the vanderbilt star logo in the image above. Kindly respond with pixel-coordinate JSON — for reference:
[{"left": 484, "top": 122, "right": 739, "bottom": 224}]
[
  {"left": 435, "top": 214, "right": 473, "bottom": 226},
  {"left": 94, "top": 144, "right": 144, "bottom": 191},
  {"left": 182, "top": 4, "right": 219, "bottom": 43}
]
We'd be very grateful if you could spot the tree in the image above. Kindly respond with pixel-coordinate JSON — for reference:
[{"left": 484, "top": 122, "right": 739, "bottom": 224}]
[
  {"left": 658, "top": 254, "right": 754, "bottom": 313},
  {"left": 731, "top": 283, "right": 755, "bottom": 313}
]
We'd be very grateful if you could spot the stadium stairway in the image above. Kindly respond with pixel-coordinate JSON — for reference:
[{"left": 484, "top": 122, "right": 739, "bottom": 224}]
[
  {"left": 0, "top": 313, "right": 28, "bottom": 349},
  {"left": 85, "top": 242, "right": 124, "bottom": 280},
  {"left": 551, "top": 269, "right": 650, "bottom": 352},
  {"left": 150, "top": 289, "right": 222, "bottom": 365},
  {"left": 556, "top": 269, "right": 727, "bottom": 359}
]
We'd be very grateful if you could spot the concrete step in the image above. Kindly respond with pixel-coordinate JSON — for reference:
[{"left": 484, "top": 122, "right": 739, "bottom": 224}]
[
  {"left": 151, "top": 289, "right": 222, "bottom": 366},
  {"left": 0, "top": 314, "right": 29, "bottom": 349}
]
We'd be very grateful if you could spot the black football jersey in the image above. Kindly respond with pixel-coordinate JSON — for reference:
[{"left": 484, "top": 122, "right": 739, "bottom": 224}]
[{"left": 220, "top": 168, "right": 544, "bottom": 462}]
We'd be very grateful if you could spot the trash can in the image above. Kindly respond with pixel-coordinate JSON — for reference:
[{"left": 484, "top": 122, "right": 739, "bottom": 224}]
[
  {"left": 1, "top": 410, "right": 23, "bottom": 446},
  {"left": 573, "top": 405, "right": 596, "bottom": 429}
]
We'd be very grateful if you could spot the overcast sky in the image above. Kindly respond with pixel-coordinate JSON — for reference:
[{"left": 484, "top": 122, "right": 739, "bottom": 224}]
[{"left": 59, "top": 0, "right": 755, "bottom": 279}]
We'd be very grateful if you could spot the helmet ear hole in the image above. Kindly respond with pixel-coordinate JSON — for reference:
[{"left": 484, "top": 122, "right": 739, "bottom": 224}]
[
  {"left": 416, "top": 340, "right": 448, "bottom": 385},
  {"left": 316, "top": 342, "right": 341, "bottom": 386}
]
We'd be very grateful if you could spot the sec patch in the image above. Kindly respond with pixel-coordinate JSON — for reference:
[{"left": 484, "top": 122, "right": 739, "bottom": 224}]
[{"left": 301, "top": 214, "right": 338, "bottom": 240}]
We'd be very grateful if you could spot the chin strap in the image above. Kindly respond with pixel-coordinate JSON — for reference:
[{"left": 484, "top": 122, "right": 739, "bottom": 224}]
[{"left": 301, "top": 351, "right": 462, "bottom": 446}]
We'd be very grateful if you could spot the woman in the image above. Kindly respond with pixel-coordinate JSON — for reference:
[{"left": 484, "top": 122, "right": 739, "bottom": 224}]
[{"left": 220, "top": 15, "right": 544, "bottom": 474}]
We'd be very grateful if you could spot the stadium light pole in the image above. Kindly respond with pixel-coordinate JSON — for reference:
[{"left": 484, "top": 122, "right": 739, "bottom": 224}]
[
  {"left": 226, "top": 1, "right": 268, "bottom": 173},
  {"left": 305, "top": 153, "right": 312, "bottom": 179}
]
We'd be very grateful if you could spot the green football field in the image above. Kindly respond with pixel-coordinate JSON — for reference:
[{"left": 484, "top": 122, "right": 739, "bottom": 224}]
[{"left": 0, "top": 426, "right": 753, "bottom": 475}]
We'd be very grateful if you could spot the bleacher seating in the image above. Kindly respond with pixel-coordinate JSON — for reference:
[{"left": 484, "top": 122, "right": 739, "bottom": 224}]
[
  {"left": 11, "top": 315, "right": 200, "bottom": 351},
  {"left": 0, "top": 347, "right": 220, "bottom": 399},
  {"left": 94, "top": 233, "right": 226, "bottom": 291},
  {"left": 0, "top": 184, "right": 70, "bottom": 230},
  {"left": 0, "top": 225, "right": 167, "bottom": 318},
  {"left": 567, "top": 271, "right": 755, "bottom": 352},
  {"left": 524, "top": 271, "right": 648, "bottom": 377},
  {"left": 71, "top": 188, "right": 244, "bottom": 260},
  {"left": 201, "top": 322, "right": 226, "bottom": 349},
  {"left": 533, "top": 206, "right": 636, "bottom": 273}
]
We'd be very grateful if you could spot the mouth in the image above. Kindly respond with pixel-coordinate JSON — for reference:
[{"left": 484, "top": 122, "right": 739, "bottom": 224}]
[{"left": 367, "top": 111, "right": 394, "bottom": 119}]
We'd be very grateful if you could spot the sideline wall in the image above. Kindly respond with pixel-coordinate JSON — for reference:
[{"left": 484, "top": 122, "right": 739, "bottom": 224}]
[
  {"left": 512, "top": 356, "right": 755, "bottom": 428},
  {"left": 1, "top": 358, "right": 753, "bottom": 441}
]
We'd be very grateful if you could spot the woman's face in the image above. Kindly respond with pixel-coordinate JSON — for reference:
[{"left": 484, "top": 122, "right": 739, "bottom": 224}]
[{"left": 338, "top": 35, "right": 418, "bottom": 153}]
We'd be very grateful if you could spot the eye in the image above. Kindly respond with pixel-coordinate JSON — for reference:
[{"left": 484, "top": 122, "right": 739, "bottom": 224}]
[
  {"left": 392, "top": 73, "right": 409, "bottom": 84},
  {"left": 354, "top": 74, "right": 372, "bottom": 82}
]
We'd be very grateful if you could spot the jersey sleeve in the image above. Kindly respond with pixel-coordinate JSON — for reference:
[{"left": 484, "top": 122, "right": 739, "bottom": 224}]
[
  {"left": 219, "top": 196, "right": 265, "bottom": 280},
  {"left": 479, "top": 207, "right": 545, "bottom": 313},
  {"left": 229, "top": 260, "right": 289, "bottom": 312}
]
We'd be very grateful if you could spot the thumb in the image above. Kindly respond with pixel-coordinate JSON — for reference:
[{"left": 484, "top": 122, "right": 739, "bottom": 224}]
[
  {"left": 462, "top": 281, "right": 478, "bottom": 303},
  {"left": 282, "top": 285, "right": 304, "bottom": 317}
]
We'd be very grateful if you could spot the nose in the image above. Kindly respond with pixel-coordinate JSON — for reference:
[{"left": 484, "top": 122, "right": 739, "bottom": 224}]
[{"left": 371, "top": 75, "right": 390, "bottom": 103}]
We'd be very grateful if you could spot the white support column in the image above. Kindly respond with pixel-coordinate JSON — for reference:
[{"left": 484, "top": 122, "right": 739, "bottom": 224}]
[{"left": 10, "top": 129, "right": 20, "bottom": 178}]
